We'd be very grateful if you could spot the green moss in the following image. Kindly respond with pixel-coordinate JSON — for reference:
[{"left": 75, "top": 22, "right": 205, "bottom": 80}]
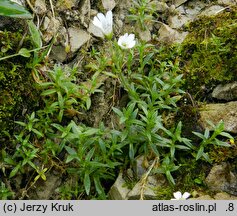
[
  {"left": 0, "top": 30, "right": 40, "bottom": 144},
  {"left": 180, "top": 7, "right": 237, "bottom": 98}
]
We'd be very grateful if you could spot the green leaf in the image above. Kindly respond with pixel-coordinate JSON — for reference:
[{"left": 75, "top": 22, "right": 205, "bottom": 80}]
[
  {"left": 65, "top": 146, "right": 77, "bottom": 155},
  {"left": 220, "top": 132, "right": 233, "bottom": 139},
  {"left": 166, "top": 171, "right": 175, "bottom": 185},
  {"left": 202, "top": 152, "right": 212, "bottom": 163},
  {"left": 94, "top": 176, "right": 104, "bottom": 196},
  {"left": 27, "top": 20, "right": 42, "bottom": 48},
  {"left": 84, "top": 172, "right": 91, "bottom": 195},
  {"left": 98, "top": 139, "right": 106, "bottom": 154},
  {"left": 41, "top": 88, "right": 57, "bottom": 96},
  {"left": 15, "top": 121, "right": 26, "bottom": 127},
  {"left": 31, "top": 128, "right": 44, "bottom": 137},
  {"left": 18, "top": 48, "right": 31, "bottom": 57},
  {"left": 84, "top": 128, "right": 98, "bottom": 136},
  {"left": 192, "top": 131, "right": 205, "bottom": 140},
  {"left": 65, "top": 154, "right": 78, "bottom": 163},
  {"left": 86, "top": 97, "right": 91, "bottom": 110},
  {"left": 214, "top": 139, "right": 231, "bottom": 147},
  {"left": 9, "top": 163, "right": 21, "bottom": 178},
  {"left": 129, "top": 143, "right": 135, "bottom": 160},
  {"left": 112, "top": 107, "right": 124, "bottom": 118},
  {"left": 85, "top": 148, "right": 95, "bottom": 161},
  {"left": 204, "top": 128, "right": 210, "bottom": 139},
  {"left": 0, "top": 0, "right": 32, "bottom": 19},
  {"left": 196, "top": 146, "right": 204, "bottom": 161}
]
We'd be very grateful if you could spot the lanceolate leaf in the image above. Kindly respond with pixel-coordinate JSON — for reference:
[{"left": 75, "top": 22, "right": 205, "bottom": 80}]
[
  {"left": 27, "top": 20, "right": 42, "bottom": 48},
  {"left": 0, "top": 0, "right": 32, "bottom": 19}
]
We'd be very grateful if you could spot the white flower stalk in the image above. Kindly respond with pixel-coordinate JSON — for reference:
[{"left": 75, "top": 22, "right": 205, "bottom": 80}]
[
  {"left": 118, "top": 33, "right": 136, "bottom": 49},
  {"left": 171, "top": 191, "right": 190, "bottom": 200},
  {"left": 92, "top": 10, "right": 113, "bottom": 39}
]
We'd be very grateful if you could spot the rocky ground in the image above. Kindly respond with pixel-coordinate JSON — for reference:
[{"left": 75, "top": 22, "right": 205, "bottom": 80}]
[{"left": 1, "top": 0, "right": 237, "bottom": 200}]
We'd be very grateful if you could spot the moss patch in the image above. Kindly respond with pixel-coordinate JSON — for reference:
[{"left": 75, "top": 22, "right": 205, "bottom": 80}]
[
  {"left": 180, "top": 7, "right": 237, "bottom": 98},
  {"left": 0, "top": 30, "right": 40, "bottom": 144}
]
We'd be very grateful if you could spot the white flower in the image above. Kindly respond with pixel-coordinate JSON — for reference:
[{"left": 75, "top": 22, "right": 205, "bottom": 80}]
[
  {"left": 171, "top": 191, "right": 190, "bottom": 200},
  {"left": 92, "top": 10, "right": 113, "bottom": 38},
  {"left": 118, "top": 33, "right": 136, "bottom": 49}
]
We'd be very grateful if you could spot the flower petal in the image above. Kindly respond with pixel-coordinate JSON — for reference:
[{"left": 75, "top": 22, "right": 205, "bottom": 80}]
[
  {"left": 173, "top": 191, "right": 182, "bottom": 199},
  {"left": 127, "top": 34, "right": 135, "bottom": 43},
  {"left": 97, "top": 13, "right": 106, "bottom": 24},
  {"left": 106, "top": 10, "right": 113, "bottom": 26},
  {"left": 128, "top": 40, "right": 136, "bottom": 48},
  {"left": 182, "top": 192, "right": 190, "bottom": 199},
  {"left": 92, "top": 18, "right": 102, "bottom": 29}
]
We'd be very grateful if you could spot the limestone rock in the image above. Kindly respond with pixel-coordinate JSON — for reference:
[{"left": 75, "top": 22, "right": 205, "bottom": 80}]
[
  {"left": 50, "top": 45, "right": 68, "bottom": 62},
  {"left": 56, "top": 0, "right": 79, "bottom": 10},
  {"left": 176, "top": 1, "right": 205, "bottom": 17},
  {"left": 108, "top": 172, "right": 130, "bottom": 200},
  {"left": 217, "top": 0, "right": 237, "bottom": 5},
  {"left": 199, "top": 101, "right": 237, "bottom": 133},
  {"left": 127, "top": 175, "right": 167, "bottom": 200},
  {"left": 102, "top": 0, "right": 116, "bottom": 10},
  {"left": 168, "top": 14, "right": 191, "bottom": 29},
  {"left": 174, "top": 0, "right": 188, "bottom": 7},
  {"left": 135, "top": 155, "right": 148, "bottom": 178},
  {"left": 137, "top": 28, "right": 151, "bottom": 42},
  {"left": 212, "top": 82, "right": 237, "bottom": 101},
  {"left": 79, "top": 0, "right": 90, "bottom": 27},
  {"left": 205, "top": 162, "right": 237, "bottom": 194},
  {"left": 29, "top": 173, "right": 61, "bottom": 199},
  {"left": 68, "top": 27, "right": 91, "bottom": 53},
  {"left": 42, "top": 17, "right": 61, "bottom": 43},
  {"left": 191, "top": 195, "right": 214, "bottom": 200},
  {"left": 150, "top": 1, "right": 169, "bottom": 12},
  {"left": 34, "top": 0, "right": 47, "bottom": 15},
  {"left": 158, "top": 23, "right": 188, "bottom": 45},
  {"left": 199, "top": 5, "right": 225, "bottom": 17},
  {"left": 214, "top": 192, "right": 237, "bottom": 200},
  {"left": 169, "top": 0, "right": 205, "bottom": 29}
]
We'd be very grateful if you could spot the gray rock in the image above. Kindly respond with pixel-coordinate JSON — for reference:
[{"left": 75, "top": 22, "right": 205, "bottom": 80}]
[
  {"left": 127, "top": 175, "right": 167, "bottom": 200},
  {"left": 102, "top": 0, "right": 116, "bottom": 10},
  {"left": 214, "top": 192, "right": 237, "bottom": 200},
  {"left": 79, "top": 0, "right": 90, "bottom": 27},
  {"left": 68, "top": 27, "right": 91, "bottom": 53},
  {"left": 168, "top": 14, "right": 192, "bottom": 29},
  {"left": 176, "top": 0, "right": 206, "bottom": 17},
  {"left": 50, "top": 45, "right": 68, "bottom": 62},
  {"left": 137, "top": 27, "right": 151, "bottom": 42},
  {"left": 134, "top": 155, "right": 148, "bottom": 178},
  {"left": 212, "top": 82, "right": 237, "bottom": 101},
  {"left": 108, "top": 172, "right": 130, "bottom": 200},
  {"left": 217, "top": 0, "right": 237, "bottom": 5},
  {"left": 174, "top": 0, "right": 189, "bottom": 7},
  {"left": 56, "top": 0, "right": 78, "bottom": 10},
  {"left": 169, "top": 0, "right": 206, "bottom": 29},
  {"left": 205, "top": 162, "right": 237, "bottom": 194},
  {"left": 30, "top": 173, "right": 61, "bottom": 199},
  {"left": 150, "top": 1, "right": 169, "bottom": 12},
  {"left": 42, "top": 17, "right": 61, "bottom": 43},
  {"left": 34, "top": 0, "right": 47, "bottom": 15},
  {"left": 191, "top": 195, "right": 214, "bottom": 200},
  {"left": 158, "top": 23, "right": 188, "bottom": 45},
  {"left": 199, "top": 5, "right": 225, "bottom": 17},
  {"left": 199, "top": 101, "right": 237, "bottom": 133}
]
